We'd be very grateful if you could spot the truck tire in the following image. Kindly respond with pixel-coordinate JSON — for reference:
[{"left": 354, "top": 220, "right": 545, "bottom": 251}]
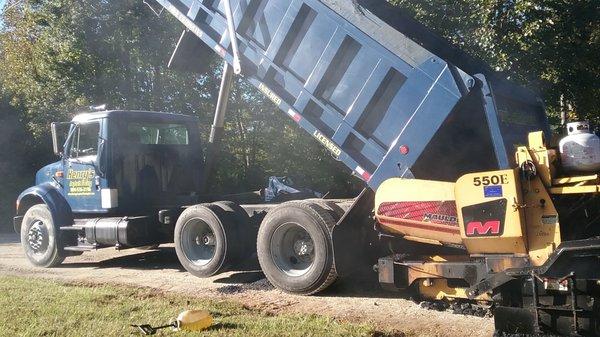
[
  {"left": 212, "top": 201, "right": 256, "bottom": 256},
  {"left": 20, "top": 204, "right": 65, "bottom": 267},
  {"left": 174, "top": 204, "right": 241, "bottom": 277},
  {"left": 307, "top": 199, "right": 345, "bottom": 221},
  {"left": 257, "top": 200, "right": 337, "bottom": 295}
]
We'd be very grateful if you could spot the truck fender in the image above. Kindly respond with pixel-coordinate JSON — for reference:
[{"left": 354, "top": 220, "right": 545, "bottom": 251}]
[{"left": 15, "top": 183, "right": 73, "bottom": 234}]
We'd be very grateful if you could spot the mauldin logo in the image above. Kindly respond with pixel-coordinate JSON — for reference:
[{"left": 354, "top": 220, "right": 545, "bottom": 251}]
[
  {"left": 461, "top": 199, "right": 507, "bottom": 237},
  {"left": 466, "top": 220, "right": 502, "bottom": 236}
]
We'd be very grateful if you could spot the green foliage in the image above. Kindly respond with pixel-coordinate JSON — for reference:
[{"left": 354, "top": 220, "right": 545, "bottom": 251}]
[
  {"left": 0, "top": 0, "right": 217, "bottom": 134},
  {"left": 209, "top": 78, "right": 361, "bottom": 194},
  {"left": 0, "top": 93, "right": 39, "bottom": 227},
  {"left": 389, "top": 0, "right": 600, "bottom": 120}
]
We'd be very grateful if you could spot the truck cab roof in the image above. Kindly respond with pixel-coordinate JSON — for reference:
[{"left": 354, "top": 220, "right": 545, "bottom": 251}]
[{"left": 72, "top": 110, "right": 199, "bottom": 123}]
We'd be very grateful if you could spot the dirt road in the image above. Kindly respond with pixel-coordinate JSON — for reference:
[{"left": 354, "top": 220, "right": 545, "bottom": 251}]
[{"left": 0, "top": 233, "right": 493, "bottom": 336}]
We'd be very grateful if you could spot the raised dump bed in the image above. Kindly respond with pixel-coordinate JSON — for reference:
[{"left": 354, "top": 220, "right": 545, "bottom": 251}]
[{"left": 152, "top": 0, "right": 550, "bottom": 189}]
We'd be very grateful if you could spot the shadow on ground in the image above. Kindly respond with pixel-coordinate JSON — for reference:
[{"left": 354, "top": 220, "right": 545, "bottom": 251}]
[
  {"left": 3, "top": 233, "right": 412, "bottom": 300},
  {"left": 60, "top": 247, "right": 187, "bottom": 272}
]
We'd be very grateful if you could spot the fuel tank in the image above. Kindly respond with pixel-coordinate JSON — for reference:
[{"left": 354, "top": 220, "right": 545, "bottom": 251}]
[
  {"left": 80, "top": 216, "right": 157, "bottom": 247},
  {"left": 559, "top": 121, "right": 600, "bottom": 173}
]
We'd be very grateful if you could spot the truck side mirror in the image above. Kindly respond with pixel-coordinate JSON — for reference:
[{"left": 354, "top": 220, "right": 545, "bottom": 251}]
[{"left": 51, "top": 122, "right": 71, "bottom": 156}]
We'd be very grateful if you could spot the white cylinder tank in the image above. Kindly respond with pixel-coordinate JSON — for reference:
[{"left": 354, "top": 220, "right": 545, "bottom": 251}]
[{"left": 559, "top": 121, "right": 600, "bottom": 173}]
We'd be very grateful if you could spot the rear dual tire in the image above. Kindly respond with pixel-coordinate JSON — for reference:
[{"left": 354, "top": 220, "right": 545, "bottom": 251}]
[
  {"left": 174, "top": 202, "right": 254, "bottom": 278},
  {"left": 176, "top": 200, "right": 340, "bottom": 295},
  {"left": 257, "top": 201, "right": 338, "bottom": 295},
  {"left": 174, "top": 204, "right": 240, "bottom": 277}
]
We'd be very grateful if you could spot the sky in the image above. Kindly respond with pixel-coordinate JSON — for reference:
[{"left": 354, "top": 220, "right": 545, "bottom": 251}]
[{"left": 0, "top": 0, "right": 5, "bottom": 27}]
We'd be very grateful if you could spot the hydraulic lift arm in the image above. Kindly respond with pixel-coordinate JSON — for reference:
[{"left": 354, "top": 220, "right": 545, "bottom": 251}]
[
  {"left": 203, "top": 61, "right": 234, "bottom": 192},
  {"left": 222, "top": 0, "right": 242, "bottom": 75}
]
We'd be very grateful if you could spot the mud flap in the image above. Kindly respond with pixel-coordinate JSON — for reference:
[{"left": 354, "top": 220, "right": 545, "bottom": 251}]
[
  {"left": 13, "top": 215, "right": 24, "bottom": 234},
  {"left": 494, "top": 306, "right": 537, "bottom": 335},
  {"left": 331, "top": 188, "right": 376, "bottom": 277}
]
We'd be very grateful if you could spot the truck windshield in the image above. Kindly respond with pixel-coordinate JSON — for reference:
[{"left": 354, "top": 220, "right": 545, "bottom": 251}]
[
  {"left": 126, "top": 122, "right": 189, "bottom": 145},
  {"left": 70, "top": 122, "right": 100, "bottom": 158}
]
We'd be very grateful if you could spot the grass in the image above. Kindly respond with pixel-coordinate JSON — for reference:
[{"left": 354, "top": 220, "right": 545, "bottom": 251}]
[{"left": 0, "top": 276, "right": 380, "bottom": 337}]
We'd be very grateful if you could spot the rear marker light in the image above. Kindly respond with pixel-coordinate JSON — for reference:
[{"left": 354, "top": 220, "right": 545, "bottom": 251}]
[
  {"left": 355, "top": 166, "right": 372, "bottom": 182},
  {"left": 215, "top": 45, "right": 226, "bottom": 57},
  {"left": 287, "top": 109, "right": 302, "bottom": 123}
]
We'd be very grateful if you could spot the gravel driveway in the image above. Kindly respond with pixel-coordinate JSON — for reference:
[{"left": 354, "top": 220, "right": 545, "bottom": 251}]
[{"left": 0, "top": 233, "right": 493, "bottom": 336}]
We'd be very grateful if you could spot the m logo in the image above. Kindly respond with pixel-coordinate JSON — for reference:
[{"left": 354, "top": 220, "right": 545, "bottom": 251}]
[
  {"left": 461, "top": 199, "right": 507, "bottom": 237},
  {"left": 466, "top": 220, "right": 501, "bottom": 236}
]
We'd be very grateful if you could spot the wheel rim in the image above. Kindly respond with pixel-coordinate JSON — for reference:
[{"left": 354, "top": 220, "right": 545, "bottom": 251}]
[
  {"left": 270, "top": 222, "right": 315, "bottom": 277},
  {"left": 27, "top": 220, "right": 49, "bottom": 254},
  {"left": 181, "top": 218, "right": 217, "bottom": 266}
]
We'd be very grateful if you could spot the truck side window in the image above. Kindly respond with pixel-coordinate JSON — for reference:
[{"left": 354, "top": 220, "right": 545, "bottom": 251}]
[
  {"left": 69, "top": 122, "right": 100, "bottom": 158},
  {"left": 126, "top": 123, "right": 189, "bottom": 145}
]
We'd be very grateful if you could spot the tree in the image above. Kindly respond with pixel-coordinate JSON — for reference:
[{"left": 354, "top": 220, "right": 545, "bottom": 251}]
[
  {"left": 0, "top": 0, "right": 217, "bottom": 135},
  {"left": 389, "top": 0, "right": 600, "bottom": 122}
]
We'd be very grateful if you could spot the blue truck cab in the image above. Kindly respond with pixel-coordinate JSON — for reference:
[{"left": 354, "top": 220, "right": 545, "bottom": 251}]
[{"left": 15, "top": 110, "right": 205, "bottom": 266}]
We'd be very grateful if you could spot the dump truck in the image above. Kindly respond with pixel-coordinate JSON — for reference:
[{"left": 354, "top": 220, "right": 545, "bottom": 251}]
[{"left": 14, "top": 0, "right": 599, "bottom": 335}]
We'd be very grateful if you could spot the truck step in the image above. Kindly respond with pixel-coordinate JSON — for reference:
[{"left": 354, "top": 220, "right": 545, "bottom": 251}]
[
  {"left": 63, "top": 244, "right": 96, "bottom": 252},
  {"left": 60, "top": 226, "right": 84, "bottom": 232}
]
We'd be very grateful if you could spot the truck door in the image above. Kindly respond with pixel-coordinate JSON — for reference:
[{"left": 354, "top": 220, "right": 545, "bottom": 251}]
[{"left": 64, "top": 120, "right": 104, "bottom": 212}]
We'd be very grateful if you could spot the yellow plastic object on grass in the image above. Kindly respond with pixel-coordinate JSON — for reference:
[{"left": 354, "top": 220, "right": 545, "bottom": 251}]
[{"left": 175, "top": 310, "right": 213, "bottom": 332}]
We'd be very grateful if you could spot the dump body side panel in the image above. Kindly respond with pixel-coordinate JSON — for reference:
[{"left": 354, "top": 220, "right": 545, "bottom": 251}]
[{"left": 154, "top": 0, "right": 549, "bottom": 190}]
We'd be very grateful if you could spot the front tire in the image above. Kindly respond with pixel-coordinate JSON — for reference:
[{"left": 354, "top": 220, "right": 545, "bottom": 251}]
[
  {"left": 20, "top": 204, "right": 65, "bottom": 267},
  {"left": 257, "top": 201, "right": 337, "bottom": 295}
]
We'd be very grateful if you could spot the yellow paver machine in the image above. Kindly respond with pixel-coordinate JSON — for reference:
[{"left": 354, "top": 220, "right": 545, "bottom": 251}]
[{"left": 376, "top": 126, "right": 600, "bottom": 335}]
